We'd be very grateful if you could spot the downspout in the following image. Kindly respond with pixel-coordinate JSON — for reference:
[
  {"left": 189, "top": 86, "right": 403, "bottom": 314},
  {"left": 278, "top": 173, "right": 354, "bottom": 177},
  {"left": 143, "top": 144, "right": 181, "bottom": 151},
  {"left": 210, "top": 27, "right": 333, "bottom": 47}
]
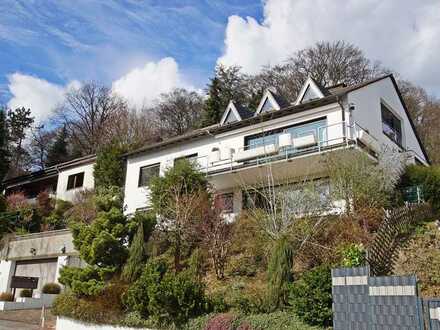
[{"left": 336, "top": 96, "right": 347, "bottom": 142}]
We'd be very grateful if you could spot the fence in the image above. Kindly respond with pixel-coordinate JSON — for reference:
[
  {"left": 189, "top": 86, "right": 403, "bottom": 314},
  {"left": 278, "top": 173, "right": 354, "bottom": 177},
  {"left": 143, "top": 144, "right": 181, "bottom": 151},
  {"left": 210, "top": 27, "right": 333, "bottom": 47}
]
[{"left": 332, "top": 266, "right": 440, "bottom": 330}]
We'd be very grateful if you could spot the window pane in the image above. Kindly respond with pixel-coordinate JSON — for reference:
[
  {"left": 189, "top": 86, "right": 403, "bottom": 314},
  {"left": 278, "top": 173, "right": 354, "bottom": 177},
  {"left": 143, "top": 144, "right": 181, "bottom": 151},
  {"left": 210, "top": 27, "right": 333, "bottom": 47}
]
[
  {"left": 381, "top": 104, "right": 402, "bottom": 145},
  {"left": 66, "top": 172, "right": 85, "bottom": 190},
  {"left": 215, "top": 193, "right": 234, "bottom": 213},
  {"left": 138, "top": 164, "right": 160, "bottom": 187},
  {"left": 174, "top": 154, "right": 198, "bottom": 167},
  {"left": 75, "top": 173, "right": 84, "bottom": 188},
  {"left": 67, "top": 175, "right": 75, "bottom": 190}
]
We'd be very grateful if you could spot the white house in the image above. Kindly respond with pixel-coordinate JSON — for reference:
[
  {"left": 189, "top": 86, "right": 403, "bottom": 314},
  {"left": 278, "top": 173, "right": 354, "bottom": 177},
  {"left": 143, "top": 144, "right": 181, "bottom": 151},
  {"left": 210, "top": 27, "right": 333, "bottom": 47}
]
[
  {"left": 0, "top": 74, "right": 429, "bottom": 299},
  {"left": 122, "top": 74, "right": 428, "bottom": 216}
]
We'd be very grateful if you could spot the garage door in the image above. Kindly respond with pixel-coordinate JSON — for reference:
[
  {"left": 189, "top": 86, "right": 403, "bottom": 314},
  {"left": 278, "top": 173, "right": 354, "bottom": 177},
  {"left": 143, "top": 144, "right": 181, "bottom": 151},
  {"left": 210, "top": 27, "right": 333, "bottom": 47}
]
[{"left": 14, "top": 258, "right": 58, "bottom": 293}]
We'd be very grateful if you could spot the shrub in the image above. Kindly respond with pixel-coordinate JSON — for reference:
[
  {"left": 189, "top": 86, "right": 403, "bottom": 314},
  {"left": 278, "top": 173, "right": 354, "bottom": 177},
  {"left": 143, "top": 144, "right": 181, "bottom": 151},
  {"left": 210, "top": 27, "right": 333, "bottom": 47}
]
[
  {"left": 59, "top": 265, "right": 113, "bottom": 297},
  {"left": 42, "top": 283, "right": 61, "bottom": 294},
  {"left": 52, "top": 282, "right": 126, "bottom": 324},
  {"left": 0, "top": 292, "right": 13, "bottom": 301},
  {"left": 267, "top": 236, "right": 293, "bottom": 307},
  {"left": 289, "top": 265, "right": 333, "bottom": 327},
  {"left": 339, "top": 243, "right": 366, "bottom": 267},
  {"left": 19, "top": 289, "right": 33, "bottom": 298},
  {"left": 124, "top": 259, "right": 208, "bottom": 326},
  {"left": 52, "top": 290, "right": 124, "bottom": 325},
  {"left": 400, "top": 165, "right": 440, "bottom": 210},
  {"left": 241, "top": 311, "right": 321, "bottom": 330},
  {"left": 204, "top": 313, "right": 237, "bottom": 330}
]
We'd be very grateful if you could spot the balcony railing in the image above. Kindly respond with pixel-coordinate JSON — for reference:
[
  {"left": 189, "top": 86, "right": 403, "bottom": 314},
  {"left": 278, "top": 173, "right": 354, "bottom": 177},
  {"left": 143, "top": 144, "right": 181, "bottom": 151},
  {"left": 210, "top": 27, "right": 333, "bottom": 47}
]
[{"left": 192, "top": 122, "right": 378, "bottom": 175}]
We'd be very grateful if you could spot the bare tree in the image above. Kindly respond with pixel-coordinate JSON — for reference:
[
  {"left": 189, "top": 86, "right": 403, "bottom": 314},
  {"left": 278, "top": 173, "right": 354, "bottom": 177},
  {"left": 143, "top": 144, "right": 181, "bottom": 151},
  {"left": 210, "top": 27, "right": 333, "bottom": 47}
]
[
  {"left": 56, "top": 82, "right": 127, "bottom": 155},
  {"left": 199, "top": 195, "right": 234, "bottom": 279},
  {"left": 28, "top": 126, "right": 55, "bottom": 170},
  {"left": 399, "top": 80, "right": 440, "bottom": 164},
  {"left": 104, "top": 107, "right": 158, "bottom": 151},
  {"left": 249, "top": 41, "right": 389, "bottom": 103},
  {"left": 324, "top": 148, "right": 405, "bottom": 219},
  {"left": 241, "top": 167, "right": 332, "bottom": 241},
  {"left": 152, "top": 88, "right": 204, "bottom": 138}
]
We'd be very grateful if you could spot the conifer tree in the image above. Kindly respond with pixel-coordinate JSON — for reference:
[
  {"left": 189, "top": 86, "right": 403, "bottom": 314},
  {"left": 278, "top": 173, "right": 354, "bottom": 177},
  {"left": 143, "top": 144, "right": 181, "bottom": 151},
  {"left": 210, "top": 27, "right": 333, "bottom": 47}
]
[
  {"left": 122, "top": 221, "right": 147, "bottom": 282},
  {"left": 0, "top": 108, "right": 10, "bottom": 183},
  {"left": 46, "top": 125, "right": 69, "bottom": 166}
]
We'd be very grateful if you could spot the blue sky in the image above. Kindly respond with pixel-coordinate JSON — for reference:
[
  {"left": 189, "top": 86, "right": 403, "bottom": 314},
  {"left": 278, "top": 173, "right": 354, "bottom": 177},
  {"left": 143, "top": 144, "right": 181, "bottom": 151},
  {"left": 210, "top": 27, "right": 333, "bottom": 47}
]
[
  {"left": 0, "top": 0, "right": 261, "bottom": 105},
  {"left": 1, "top": 0, "right": 439, "bottom": 123}
]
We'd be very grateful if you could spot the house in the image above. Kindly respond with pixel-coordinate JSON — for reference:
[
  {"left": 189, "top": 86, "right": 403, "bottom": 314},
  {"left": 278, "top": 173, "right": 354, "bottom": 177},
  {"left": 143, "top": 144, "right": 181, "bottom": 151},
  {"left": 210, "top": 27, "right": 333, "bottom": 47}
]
[
  {"left": 122, "top": 74, "right": 428, "bottom": 216},
  {"left": 2, "top": 154, "right": 96, "bottom": 203},
  {"left": 0, "top": 74, "right": 429, "bottom": 299}
]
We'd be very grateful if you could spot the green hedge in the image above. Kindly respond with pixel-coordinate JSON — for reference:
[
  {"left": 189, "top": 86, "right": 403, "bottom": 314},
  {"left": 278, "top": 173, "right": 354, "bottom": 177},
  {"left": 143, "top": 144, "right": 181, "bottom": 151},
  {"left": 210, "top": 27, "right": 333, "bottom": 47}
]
[{"left": 400, "top": 165, "right": 440, "bottom": 210}]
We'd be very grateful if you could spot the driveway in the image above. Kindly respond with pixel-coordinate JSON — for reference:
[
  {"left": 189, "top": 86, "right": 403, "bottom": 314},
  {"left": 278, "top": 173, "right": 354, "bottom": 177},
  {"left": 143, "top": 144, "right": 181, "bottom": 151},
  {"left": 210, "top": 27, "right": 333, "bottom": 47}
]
[{"left": 0, "top": 308, "right": 55, "bottom": 329}]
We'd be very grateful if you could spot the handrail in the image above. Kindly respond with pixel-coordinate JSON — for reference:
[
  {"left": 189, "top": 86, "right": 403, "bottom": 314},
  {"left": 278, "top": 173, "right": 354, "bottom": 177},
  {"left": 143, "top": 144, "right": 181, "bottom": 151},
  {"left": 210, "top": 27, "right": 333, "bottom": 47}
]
[{"left": 191, "top": 121, "right": 380, "bottom": 175}]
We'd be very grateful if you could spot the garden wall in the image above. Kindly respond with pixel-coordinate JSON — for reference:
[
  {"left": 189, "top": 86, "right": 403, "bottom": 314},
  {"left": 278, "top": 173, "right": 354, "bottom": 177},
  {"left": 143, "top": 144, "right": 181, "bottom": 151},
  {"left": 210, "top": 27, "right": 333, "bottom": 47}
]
[{"left": 56, "top": 317, "right": 153, "bottom": 330}]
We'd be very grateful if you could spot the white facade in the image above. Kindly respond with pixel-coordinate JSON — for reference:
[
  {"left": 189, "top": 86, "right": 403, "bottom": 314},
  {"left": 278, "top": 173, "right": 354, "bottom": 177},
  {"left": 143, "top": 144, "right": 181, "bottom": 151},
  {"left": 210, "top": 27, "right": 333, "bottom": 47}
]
[
  {"left": 122, "top": 75, "right": 428, "bottom": 215},
  {"left": 347, "top": 78, "right": 427, "bottom": 163},
  {"left": 56, "top": 162, "right": 95, "bottom": 202}
]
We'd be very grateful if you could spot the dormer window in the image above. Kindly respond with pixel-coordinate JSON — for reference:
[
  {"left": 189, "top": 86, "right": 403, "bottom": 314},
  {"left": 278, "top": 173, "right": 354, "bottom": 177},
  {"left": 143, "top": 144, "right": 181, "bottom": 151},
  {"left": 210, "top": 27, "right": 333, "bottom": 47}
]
[
  {"left": 254, "top": 89, "right": 288, "bottom": 116},
  {"left": 260, "top": 98, "right": 274, "bottom": 113},
  {"left": 220, "top": 101, "right": 252, "bottom": 126},
  {"left": 301, "top": 85, "right": 320, "bottom": 103},
  {"left": 224, "top": 110, "right": 239, "bottom": 124},
  {"left": 295, "top": 77, "right": 326, "bottom": 105}
]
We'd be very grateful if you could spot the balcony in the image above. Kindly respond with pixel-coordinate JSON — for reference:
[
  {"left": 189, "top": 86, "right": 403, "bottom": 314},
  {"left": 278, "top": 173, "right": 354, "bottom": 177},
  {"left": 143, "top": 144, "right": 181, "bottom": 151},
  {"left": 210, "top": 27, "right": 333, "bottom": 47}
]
[{"left": 193, "top": 122, "right": 378, "bottom": 187}]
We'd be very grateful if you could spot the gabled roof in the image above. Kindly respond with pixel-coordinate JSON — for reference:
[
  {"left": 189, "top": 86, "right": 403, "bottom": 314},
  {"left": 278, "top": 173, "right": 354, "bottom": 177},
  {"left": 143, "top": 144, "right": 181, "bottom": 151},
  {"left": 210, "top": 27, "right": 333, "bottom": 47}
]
[
  {"left": 255, "top": 88, "right": 290, "bottom": 115},
  {"left": 220, "top": 101, "right": 252, "bottom": 125},
  {"left": 123, "top": 74, "right": 429, "bottom": 164},
  {"left": 294, "top": 76, "right": 330, "bottom": 105}
]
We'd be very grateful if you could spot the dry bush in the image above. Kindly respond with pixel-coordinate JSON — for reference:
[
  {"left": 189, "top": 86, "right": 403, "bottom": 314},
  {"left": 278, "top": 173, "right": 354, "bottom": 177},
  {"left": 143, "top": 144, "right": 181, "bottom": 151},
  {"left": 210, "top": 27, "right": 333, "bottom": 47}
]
[
  {"left": 394, "top": 222, "right": 440, "bottom": 297},
  {"left": 0, "top": 292, "right": 14, "bottom": 301},
  {"left": 294, "top": 215, "right": 373, "bottom": 273},
  {"left": 204, "top": 313, "right": 237, "bottom": 330}
]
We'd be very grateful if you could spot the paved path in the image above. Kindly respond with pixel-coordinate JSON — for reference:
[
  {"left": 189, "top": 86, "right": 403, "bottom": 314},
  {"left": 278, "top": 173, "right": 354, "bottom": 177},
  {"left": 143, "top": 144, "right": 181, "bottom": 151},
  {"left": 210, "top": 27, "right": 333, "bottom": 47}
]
[
  {"left": 0, "top": 309, "right": 55, "bottom": 329},
  {"left": 0, "top": 319, "right": 41, "bottom": 329}
]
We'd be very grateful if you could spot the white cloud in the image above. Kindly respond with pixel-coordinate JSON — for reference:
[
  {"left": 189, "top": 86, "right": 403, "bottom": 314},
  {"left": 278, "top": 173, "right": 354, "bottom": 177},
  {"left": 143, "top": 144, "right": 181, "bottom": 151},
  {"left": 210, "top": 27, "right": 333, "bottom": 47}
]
[
  {"left": 112, "top": 57, "right": 191, "bottom": 108},
  {"left": 218, "top": 0, "right": 440, "bottom": 91},
  {"left": 7, "top": 73, "right": 78, "bottom": 123},
  {"left": 6, "top": 57, "right": 190, "bottom": 123}
]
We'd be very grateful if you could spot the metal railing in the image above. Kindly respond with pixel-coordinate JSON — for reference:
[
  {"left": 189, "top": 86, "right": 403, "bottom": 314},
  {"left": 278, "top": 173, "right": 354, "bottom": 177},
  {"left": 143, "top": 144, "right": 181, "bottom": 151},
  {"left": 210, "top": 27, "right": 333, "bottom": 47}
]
[{"left": 190, "top": 121, "right": 378, "bottom": 175}]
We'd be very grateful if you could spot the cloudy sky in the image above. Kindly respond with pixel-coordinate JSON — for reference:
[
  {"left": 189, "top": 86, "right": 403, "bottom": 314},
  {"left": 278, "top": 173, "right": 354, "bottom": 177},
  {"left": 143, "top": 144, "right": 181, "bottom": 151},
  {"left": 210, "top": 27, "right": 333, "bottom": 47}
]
[{"left": 0, "top": 0, "right": 439, "bottom": 123}]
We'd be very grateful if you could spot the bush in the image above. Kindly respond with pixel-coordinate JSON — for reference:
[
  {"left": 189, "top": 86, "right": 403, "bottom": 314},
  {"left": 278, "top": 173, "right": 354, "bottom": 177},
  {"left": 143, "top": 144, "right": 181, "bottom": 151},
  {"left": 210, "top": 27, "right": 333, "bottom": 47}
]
[
  {"left": 42, "top": 283, "right": 61, "bottom": 294},
  {"left": 59, "top": 265, "right": 113, "bottom": 297},
  {"left": 124, "top": 259, "right": 208, "bottom": 326},
  {"left": 0, "top": 292, "right": 14, "bottom": 301},
  {"left": 400, "top": 165, "right": 440, "bottom": 210},
  {"left": 204, "top": 313, "right": 237, "bottom": 330},
  {"left": 289, "top": 265, "right": 333, "bottom": 327},
  {"left": 182, "top": 311, "right": 322, "bottom": 330},
  {"left": 52, "top": 283, "right": 127, "bottom": 325},
  {"left": 339, "top": 243, "right": 366, "bottom": 267},
  {"left": 20, "top": 289, "right": 33, "bottom": 298}
]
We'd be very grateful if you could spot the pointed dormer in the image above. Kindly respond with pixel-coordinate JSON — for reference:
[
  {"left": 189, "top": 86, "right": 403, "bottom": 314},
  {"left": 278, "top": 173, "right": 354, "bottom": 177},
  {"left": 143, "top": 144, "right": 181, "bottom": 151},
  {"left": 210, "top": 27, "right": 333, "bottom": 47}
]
[
  {"left": 295, "top": 77, "right": 328, "bottom": 105},
  {"left": 254, "top": 88, "right": 289, "bottom": 116},
  {"left": 220, "top": 100, "right": 252, "bottom": 126}
]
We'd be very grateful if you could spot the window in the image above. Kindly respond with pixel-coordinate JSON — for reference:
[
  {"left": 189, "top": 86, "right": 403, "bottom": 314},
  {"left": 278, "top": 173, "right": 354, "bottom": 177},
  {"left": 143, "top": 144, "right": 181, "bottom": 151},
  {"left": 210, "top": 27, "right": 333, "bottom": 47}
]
[
  {"left": 138, "top": 163, "right": 160, "bottom": 187},
  {"left": 215, "top": 193, "right": 234, "bottom": 214},
  {"left": 66, "top": 172, "right": 84, "bottom": 190},
  {"left": 244, "top": 118, "right": 327, "bottom": 150},
  {"left": 224, "top": 110, "right": 239, "bottom": 124},
  {"left": 300, "top": 85, "right": 320, "bottom": 103},
  {"left": 260, "top": 98, "right": 274, "bottom": 113},
  {"left": 381, "top": 103, "right": 402, "bottom": 145},
  {"left": 174, "top": 153, "right": 198, "bottom": 166}
]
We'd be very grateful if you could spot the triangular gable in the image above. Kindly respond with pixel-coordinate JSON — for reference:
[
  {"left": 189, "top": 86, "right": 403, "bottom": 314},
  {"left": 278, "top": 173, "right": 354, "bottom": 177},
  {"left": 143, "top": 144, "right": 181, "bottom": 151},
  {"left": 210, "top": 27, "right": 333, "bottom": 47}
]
[
  {"left": 295, "top": 77, "right": 325, "bottom": 105},
  {"left": 255, "top": 89, "right": 282, "bottom": 115},
  {"left": 220, "top": 101, "right": 242, "bottom": 125}
]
